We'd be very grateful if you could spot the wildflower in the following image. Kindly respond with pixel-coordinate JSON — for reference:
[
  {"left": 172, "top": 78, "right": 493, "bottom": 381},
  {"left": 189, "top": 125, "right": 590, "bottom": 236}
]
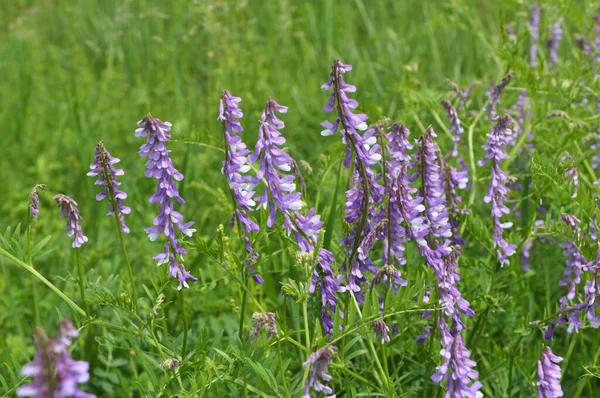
[
  {"left": 561, "top": 153, "right": 578, "bottom": 198},
  {"left": 17, "top": 319, "right": 94, "bottom": 398},
  {"left": 530, "top": 3, "right": 540, "bottom": 67},
  {"left": 303, "top": 346, "right": 337, "bottom": 398},
  {"left": 478, "top": 116, "right": 517, "bottom": 265},
  {"left": 415, "top": 324, "right": 432, "bottom": 344},
  {"left": 442, "top": 100, "right": 464, "bottom": 157},
  {"left": 160, "top": 358, "right": 180, "bottom": 372},
  {"left": 219, "top": 90, "right": 262, "bottom": 283},
  {"left": 431, "top": 319, "right": 482, "bottom": 398},
  {"left": 536, "top": 346, "right": 563, "bottom": 398},
  {"left": 249, "top": 312, "right": 278, "bottom": 340},
  {"left": 309, "top": 248, "right": 344, "bottom": 336},
  {"left": 54, "top": 194, "right": 88, "bottom": 248},
  {"left": 136, "top": 115, "right": 197, "bottom": 289},
  {"left": 484, "top": 72, "right": 513, "bottom": 119},
  {"left": 445, "top": 165, "right": 469, "bottom": 247},
  {"left": 29, "top": 184, "right": 45, "bottom": 219},
  {"left": 372, "top": 320, "right": 390, "bottom": 344},
  {"left": 547, "top": 19, "right": 563, "bottom": 67},
  {"left": 438, "top": 248, "right": 475, "bottom": 331},
  {"left": 87, "top": 141, "right": 131, "bottom": 233}
]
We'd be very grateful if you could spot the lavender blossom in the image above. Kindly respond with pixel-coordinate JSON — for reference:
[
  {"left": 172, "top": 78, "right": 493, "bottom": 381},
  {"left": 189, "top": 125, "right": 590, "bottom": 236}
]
[
  {"left": 547, "top": 19, "right": 563, "bottom": 67},
  {"left": 87, "top": 141, "right": 131, "bottom": 233},
  {"left": 53, "top": 194, "right": 88, "bottom": 248},
  {"left": 303, "top": 346, "right": 337, "bottom": 398},
  {"left": 136, "top": 115, "right": 197, "bottom": 289},
  {"left": 442, "top": 100, "right": 464, "bottom": 157},
  {"left": 537, "top": 346, "right": 563, "bottom": 398},
  {"left": 431, "top": 319, "right": 482, "bottom": 398},
  {"left": 416, "top": 324, "right": 432, "bottom": 344},
  {"left": 309, "top": 248, "right": 344, "bottom": 336},
  {"left": 249, "top": 312, "right": 277, "bottom": 340},
  {"left": 445, "top": 165, "right": 469, "bottom": 248},
  {"left": 372, "top": 320, "right": 390, "bottom": 344},
  {"left": 478, "top": 116, "right": 517, "bottom": 265},
  {"left": 17, "top": 319, "right": 94, "bottom": 398},
  {"left": 438, "top": 248, "right": 475, "bottom": 331},
  {"left": 530, "top": 3, "right": 540, "bottom": 67},
  {"left": 29, "top": 184, "right": 45, "bottom": 219},
  {"left": 218, "top": 90, "right": 262, "bottom": 283},
  {"left": 484, "top": 72, "right": 513, "bottom": 119},
  {"left": 561, "top": 153, "right": 578, "bottom": 198}
]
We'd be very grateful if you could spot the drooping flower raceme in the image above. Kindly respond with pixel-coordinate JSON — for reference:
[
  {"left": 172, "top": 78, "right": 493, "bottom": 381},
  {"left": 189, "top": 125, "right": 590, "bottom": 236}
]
[
  {"left": 249, "top": 312, "right": 277, "bottom": 340},
  {"left": 136, "top": 115, "right": 197, "bottom": 289},
  {"left": 372, "top": 320, "right": 390, "bottom": 344},
  {"left": 484, "top": 72, "right": 513, "bottom": 119},
  {"left": 303, "top": 346, "right": 337, "bottom": 398},
  {"left": 547, "top": 19, "right": 563, "bottom": 67},
  {"left": 537, "top": 346, "right": 564, "bottom": 398},
  {"left": 218, "top": 90, "right": 262, "bottom": 283},
  {"left": 87, "top": 141, "right": 131, "bottom": 233},
  {"left": 17, "top": 319, "right": 94, "bottom": 398},
  {"left": 442, "top": 100, "right": 464, "bottom": 157},
  {"left": 478, "top": 116, "right": 517, "bottom": 265},
  {"left": 29, "top": 184, "right": 45, "bottom": 219},
  {"left": 530, "top": 3, "right": 540, "bottom": 67},
  {"left": 54, "top": 194, "right": 88, "bottom": 248}
]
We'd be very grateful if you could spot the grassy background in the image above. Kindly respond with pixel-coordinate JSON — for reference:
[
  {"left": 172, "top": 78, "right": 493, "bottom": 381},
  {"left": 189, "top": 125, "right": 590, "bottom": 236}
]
[{"left": 2, "top": 0, "right": 600, "bottom": 396}]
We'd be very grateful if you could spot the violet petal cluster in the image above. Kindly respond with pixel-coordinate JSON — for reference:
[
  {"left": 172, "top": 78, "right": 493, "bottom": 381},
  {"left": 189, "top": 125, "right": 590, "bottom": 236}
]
[
  {"left": 483, "top": 72, "right": 513, "bottom": 119},
  {"left": 17, "top": 319, "right": 94, "bottom": 398},
  {"left": 29, "top": 184, "right": 45, "bottom": 220},
  {"left": 309, "top": 248, "right": 344, "bottom": 336},
  {"left": 136, "top": 115, "right": 197, "bottom": 289},
  {"left": 249, "top": 312, "right": 277, "bottom": 340},
  {"left": 530, "top": 3, "right": 540, "bottom": 67},
  {"left": 442, "top": 100, "right": 464, "bottom": 157},
  {"left": 478, "top": 116, "right": 517, "bottom": 265},
  {"left": 303, "top": 346, "right": 337, "bottom": 398},
  {"left": 547, "top": 19, "right": 563, "bottom": 67},
  {"left": 372, "top": 320, "right": 390, "bottom": 344},
  {"left": 87, "top": 141, "right": 131, "bottom": 233},
  {"left": 537, "top": 346, "right": 564, "bottom": 398},
  {"left": 54, "top": 194, "right": 88, "bottom": 248}
]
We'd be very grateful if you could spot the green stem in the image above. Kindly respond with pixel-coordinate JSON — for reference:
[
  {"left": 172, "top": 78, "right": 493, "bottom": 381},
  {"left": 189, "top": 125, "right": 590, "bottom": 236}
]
[
  {"left": 302, "top": 299, "right": 311, "bottom": 354},
  {"left": 0, "top": 247, "right": 87, "bottom": 318},
  {"left": 277, "top": 340, "right": 291, "bottom": 398},
  {"left": 239, "top": 277, "right": 248, "bottom": 341},
  {"left": 180, "top": 289, "right": 189, "bottom": 356},
  {"left": 75, "top": 248, "right": 89, "bottom": 316}
]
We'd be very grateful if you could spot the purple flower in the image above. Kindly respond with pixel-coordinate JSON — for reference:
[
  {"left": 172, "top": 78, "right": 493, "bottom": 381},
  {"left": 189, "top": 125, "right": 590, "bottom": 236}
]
[
  {"left": 87, "top": 141, "right": 131, "bottom": 233},
  {"left": 303, "top": 346, "right": 337, "bottom": 398},
  {"left": 416, "top": 324, "right": 432, "bottom": 344},
  {"left": 537, "top": 346, "right": 563, "bottom": 398},
  {"left": 53, "top": 194, "right": 88, "bottom": 248},
  {"left": 438, "top": 249, "right": 475, "bottom": 331},
  {"left": 219, "top": 90, "right": 262, "bottom": 283},
  {"left": 372, "top": 320, "right": 390, "bottom": 344},
  {"left": 442, "top": 100, "right": 464, "bottom": 157},
  {"left": 136, "top": 115, "right": 197, "bottom": 289},
  {"left": 483, "top": 72, "right": 513, "bottom": 119},
  {"left": 547, "top": 19, "right": 563, "bottom": 67},
  {"left": 530, "top": 3, "right": 540, "bottom": 67},
  {"left": 431, "top": 319, "right": 482, "bottom": 398},
  {"left": 445, "top": 165, "right": 469, "bottom": 248},
  {"left": 17, "top": 319, "right": 94, "bottom": 398},
  {"left": 478, "top": 116, "right": 517, "bottom": 265},
  {"left": 521, "top": 220, "right": 544, "bottom": 270},
  {"left": 561, "top": 153, "right": 578, "bottom": 198},
  {"left": 249, "top": 312, "right": 277, "bottom": 340},
  {"left": 309, "top": 248, "right": 344, "bottom": 336},
  {"left": 29, "top": 184, "right": 45, "bottom": 220}
]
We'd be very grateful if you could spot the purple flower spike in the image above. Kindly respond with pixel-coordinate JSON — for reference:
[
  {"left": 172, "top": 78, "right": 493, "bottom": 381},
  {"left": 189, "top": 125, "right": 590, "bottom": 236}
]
[
  {"left": 530, "top": 3, "right": 540, "bottom": 67},
  {"left": 310, "top": 248, "right": 344, "bottom": 336},
  {"left": 442, "top": 100, "right": 464, "bottom": 157},
  {"left": 17, "top": 319, "right": 95, "bottom": 398},
  {"left": 87, "top": 141, "right": 131, "bottom": 233},
  {"left": 431, "top": 319, "right": 482, "bottom": 398},
  {"left": 54, "top": 194, "right": 88, "bottom": 248},
  {"left": 546, "top": 19, "right": 563, "bottom": 67},
  {"left": 484, "top": 72, "right": 513, "bottom": 119},
  {"left": 372, "top": 320, "right": 390, "bottom": 344},
  {"left": 219, "top": 90, "right": 262, "bottom": 283},
  {"left": 478, "top": 116, "right": 517, "bottom": 265},
  {"left": 561, "top": 153, "right": 578, "bottom": 198},
  {"left": 249, "top": 312, "right": 277, "bottom": 340},
  {"left": 537, "top": 346, "right": 563, "bottom": 398},
  {"left": 303, "top": 346, "right": 337, "bottom": 398},
  {"left": 29, "top": 184, "right": 45, "bottom": 219},
  {"left": 136, "top": 115, "right": 197, "bottom": 289}
]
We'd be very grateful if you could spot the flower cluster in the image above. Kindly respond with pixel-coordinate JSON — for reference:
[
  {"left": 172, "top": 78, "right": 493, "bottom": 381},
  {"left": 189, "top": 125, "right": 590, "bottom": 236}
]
[
  {"left": 87, "top": 141, "right": 131, "bottom": 233},
  {"left": 219, "top": 90, "right": 262, "bottom": 283},
  {"left": 54, "top": 194, "right": 88, "bottom": 248},
  {"left": 547, "top": 19, "right": 563, "bottom": 67},
  {"left": 483, "top": 72, "right": 513, "bottom": 119},
  {"left": 530, "top": 3, "right": 540, "bottom": 67},
  {"left": 372, "top": 320, "right": 390, "bottom": 344},
  {"left": 442, "top": 100, "right": 464, "bottom": 157},
  {"left": 136, "top": 115, "right": 197, "bottom": 289},
  {"left": 303, "top": 346, "right": 337, "bottom": 398},
  {"left": 249, "top": 312, "right": 277, "bottom": 340},
  {"left": 17, "top": 319, "right": 94, "bottom": 398},
  {"left": 537, "top": 346, "right": 564, "bottom": 398},
  {"left": 478, "top": 116, "right": 517, "bottom": 265},
  {"left": 29, "top": 184, "right": 45, "bottom": 219}
]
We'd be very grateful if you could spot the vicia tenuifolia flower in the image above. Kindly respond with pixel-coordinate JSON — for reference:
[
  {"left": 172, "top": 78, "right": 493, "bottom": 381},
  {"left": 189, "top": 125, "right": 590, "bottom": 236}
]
[
  {"left": 87, "top": 141, "right": 131, "bottom": 233},
  {"left": 54, "top": 194, "right": 88, "bottom": 248},
  {"left": 442, "top": 100, "right": 464, "bottom": 157},
  {"left": 484, "top": 72, "right": 513, "bottom": 119},
  {"left": 303, "top": 346, "right": 337, "bottom": 398},
  {"left": 444, "top": 79, "right": 481, "bottom": 112},
  {"left": 17, "top": 319, "right": 94, "bottom": 398},
  {"left": 218, "top": 90, "right": 262, "bottom": 283},
  {"left": 249, "top": 312, "right": 277, "bottom": 340},
  {"left": 547, "top": 19, "right": 563, "bottom": 67},
  {"left": 561, "top": 153, "right": 578, "bottom": 198},
  {"left": 530, "top": 3, "right": 540, "bottom": 67},
  {"left": 372, "top": 320, "right": 390, "bottom": 344},
  {"left": 29, "top": 184, "right": 45, "bottom": 219},
  {"left": 478, "top": 116, "right": 517, "bottom": 265},
  {"left": 537, "top": 346, "right": 563, "bottom": 398},
  {"left": 136, "top": 115, "right": 197, "bottom": 289},
  {"left": 431, "top": 319, "right": 482, "bottom": 398}
]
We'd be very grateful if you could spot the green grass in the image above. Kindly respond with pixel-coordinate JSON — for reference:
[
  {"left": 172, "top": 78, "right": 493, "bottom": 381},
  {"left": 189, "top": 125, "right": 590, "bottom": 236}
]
[{"left": 2, "top": 0, "right": 600, "bottom": 396}]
